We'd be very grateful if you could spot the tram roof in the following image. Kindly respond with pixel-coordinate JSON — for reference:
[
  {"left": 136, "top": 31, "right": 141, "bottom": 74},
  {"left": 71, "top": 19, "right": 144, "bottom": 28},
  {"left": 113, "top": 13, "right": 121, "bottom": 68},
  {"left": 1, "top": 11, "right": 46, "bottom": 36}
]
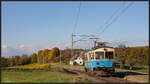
[
  {"left": 86, "top": 46, "right": 114, "bottom": 53},
  {"left": 94, "top": 46, "right": 113, "bottom": 49},
  {"left": 95, "top": 47, "right": 114, "bottom": 52}
]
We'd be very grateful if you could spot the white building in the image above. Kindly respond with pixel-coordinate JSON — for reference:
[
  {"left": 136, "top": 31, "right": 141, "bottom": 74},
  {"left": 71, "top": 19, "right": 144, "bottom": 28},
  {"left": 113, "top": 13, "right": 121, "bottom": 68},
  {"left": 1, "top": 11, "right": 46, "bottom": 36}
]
[{"left": 69, "top": 52, "right": 84, "bottom": 65}]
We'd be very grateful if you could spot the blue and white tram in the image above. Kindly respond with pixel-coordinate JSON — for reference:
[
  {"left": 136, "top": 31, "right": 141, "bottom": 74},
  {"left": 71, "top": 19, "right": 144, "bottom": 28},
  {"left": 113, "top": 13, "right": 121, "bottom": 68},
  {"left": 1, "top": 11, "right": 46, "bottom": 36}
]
[{"left": 84, "top": 47, "right": 115, "bottom": 73}]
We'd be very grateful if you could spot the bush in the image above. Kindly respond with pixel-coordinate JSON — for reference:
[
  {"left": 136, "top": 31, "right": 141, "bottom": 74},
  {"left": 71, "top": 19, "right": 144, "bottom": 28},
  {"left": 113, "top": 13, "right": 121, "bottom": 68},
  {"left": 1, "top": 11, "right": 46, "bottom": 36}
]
[{"left": 12, "top": 63, "right": 51, "bottom": 70}]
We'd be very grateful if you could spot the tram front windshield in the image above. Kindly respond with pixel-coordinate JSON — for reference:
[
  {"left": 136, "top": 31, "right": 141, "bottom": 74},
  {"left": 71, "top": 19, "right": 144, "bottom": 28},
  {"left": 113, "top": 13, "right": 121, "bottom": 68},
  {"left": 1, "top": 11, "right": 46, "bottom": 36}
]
[
  {"left": 95, "top": 51, "right": 114, "bottom": 60},
  {"left": 95, "top": 52, "right": 104, "bottom": 59}
]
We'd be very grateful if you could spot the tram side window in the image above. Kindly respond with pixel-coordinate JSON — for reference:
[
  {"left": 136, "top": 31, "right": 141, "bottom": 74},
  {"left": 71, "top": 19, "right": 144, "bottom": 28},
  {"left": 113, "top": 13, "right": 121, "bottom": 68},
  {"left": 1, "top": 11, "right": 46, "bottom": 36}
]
[
  {"left": 88, "top": 53, "right": 91, "bottom": 60},
  {"left": 105, "top": 52, "right": 113, "bottom": 59},
  {"left": 88, "top": 53, "right": 93, "bottom": 60},
  {"left": 90, "top": 53, "right": 94, "bottom": 60},
  {"left": 95, "top": 52, "right": 104, "bottom": 60}
]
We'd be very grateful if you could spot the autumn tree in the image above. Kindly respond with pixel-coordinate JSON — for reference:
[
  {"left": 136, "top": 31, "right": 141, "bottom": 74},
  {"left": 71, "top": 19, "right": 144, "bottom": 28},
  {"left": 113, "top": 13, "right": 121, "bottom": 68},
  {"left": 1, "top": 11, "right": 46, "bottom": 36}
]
[
  {"left": 20, "top": 54, "right": 29, "bottom": 65},
  {"left": 48, "top": 47, "right": 60, "bottom": 62},
  {"left": 5, "top": 56, "right": 15, "bottom": 66},
  {"left": 11, "top": 56, "right": 16, "bottom": 66},
  {"left": 115, "top": 45, "right": 130, "bottom": 68},
  {"left": 142, "top": 46, "right": 149, "bottom": 65},
  {"left": 37, "top": 50, "right": 43, "bottom": 64},
  {"left": 30, "top": 53, "right": 37, "bottom": 64},
  {"left": 61, "top": 48, "right": 71, "bottom": 64},
  {"left": 13, "top": 55, "right": 20, "bottom": 65},
  {"left": 42, "top": 49, "right": 50, "bottom": 64},
  {"left": 6, "top": 57, "right": 12, "bottom": 67},
  {"left": 1, "top": 57, "right": 8, "bottom": 67},
  {"left": 127, "top": 48, "right": 138, "bottom": 70},
  {"left": 136, "top": 47, "right": 145, "bottom": 68}
]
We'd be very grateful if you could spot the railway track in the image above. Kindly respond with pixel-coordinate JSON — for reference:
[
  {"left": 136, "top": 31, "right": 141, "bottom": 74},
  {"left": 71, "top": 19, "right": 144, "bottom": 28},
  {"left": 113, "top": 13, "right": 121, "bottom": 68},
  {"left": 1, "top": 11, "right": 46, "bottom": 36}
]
[{"left": 63, "top": 67, "right": 135, "bottom": 83}]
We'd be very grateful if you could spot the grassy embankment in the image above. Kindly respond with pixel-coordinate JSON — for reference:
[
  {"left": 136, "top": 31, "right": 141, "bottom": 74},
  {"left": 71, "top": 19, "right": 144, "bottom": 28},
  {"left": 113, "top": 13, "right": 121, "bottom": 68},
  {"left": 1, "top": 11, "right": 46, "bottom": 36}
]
[
  {"left": 115, "top": 65, "right": 149, "bottom": 74},
  {"left": 115, "top": 65, "right": 149, "bottom": 83},
  {"left": 2, "top": 63, "right": 149, "bottom": 83},
  {"left": 2, "top": 69, "right": 74, "bottom": 83},
  {"left": 2, "top": 63, "right": 74, "bottom": 83},
  {"left": 2, "top": 63, "right": 91, "bottom": 83}
]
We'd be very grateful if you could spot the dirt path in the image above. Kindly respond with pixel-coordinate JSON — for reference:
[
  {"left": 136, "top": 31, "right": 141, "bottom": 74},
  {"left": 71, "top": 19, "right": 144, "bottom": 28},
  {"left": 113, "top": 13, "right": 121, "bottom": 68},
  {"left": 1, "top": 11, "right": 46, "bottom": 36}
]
[
  {"left": 62, "top": 67, "right": 135, "bottom": 83},
  {"left": 50, "top": 63, "right": 140, "bottom": 83}
]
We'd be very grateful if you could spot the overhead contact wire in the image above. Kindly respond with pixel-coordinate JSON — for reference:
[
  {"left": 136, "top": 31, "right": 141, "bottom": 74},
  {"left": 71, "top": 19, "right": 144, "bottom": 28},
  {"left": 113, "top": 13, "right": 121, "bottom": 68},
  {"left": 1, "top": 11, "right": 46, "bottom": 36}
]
[
  {"left": 99, "top": 2, "right": 134, "bottom": 36},
  {"left": 73, "top": 1, "right": 82, "bottom": 34}
]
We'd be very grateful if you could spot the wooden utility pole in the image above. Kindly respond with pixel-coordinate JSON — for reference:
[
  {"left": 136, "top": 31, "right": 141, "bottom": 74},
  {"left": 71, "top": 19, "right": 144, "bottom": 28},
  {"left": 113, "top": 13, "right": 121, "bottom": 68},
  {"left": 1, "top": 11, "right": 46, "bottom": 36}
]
[
  {"left": 71, "top": 33, "right": 74, "bottom": 59},
  {"left": 94, "top": 40, "right": 97, "bottom": 48}
]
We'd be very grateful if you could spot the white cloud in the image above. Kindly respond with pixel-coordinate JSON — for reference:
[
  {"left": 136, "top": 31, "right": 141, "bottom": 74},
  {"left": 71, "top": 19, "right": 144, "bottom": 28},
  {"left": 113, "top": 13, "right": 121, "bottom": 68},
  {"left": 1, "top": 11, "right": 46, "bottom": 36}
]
[
  {"left": 2, "top": 44, "right": 60, "bottom": 57},
  {"left": 2, "top": 45, "right": 8, "bottom": 54},
  {"left": 2, "top": 45, "right": 38, "bottom": 57},
  {"left": 2, "top": 45, "right": 7, "bottom": 49},
  {"left": 49, "top": 42, "right": 71, "bottom": 49},
  {"left": 1, "top": 42, "right": 93, "bottom": 57},
  {"left": 2, "top": 39, "right": 148, "bottom": 57},
  {"left": 19, "top": 45, "right": 25, "bottom": 49},
  {"left": 2, "top": 45, "right": 21, "bottom": 57}
]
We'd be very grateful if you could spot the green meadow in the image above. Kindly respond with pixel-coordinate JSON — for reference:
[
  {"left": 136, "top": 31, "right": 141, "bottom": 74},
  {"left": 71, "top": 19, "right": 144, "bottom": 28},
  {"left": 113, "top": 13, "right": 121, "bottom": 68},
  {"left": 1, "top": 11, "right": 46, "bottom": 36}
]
[{"left": 2, "top": 69, "right": 74, "bottom": 83}]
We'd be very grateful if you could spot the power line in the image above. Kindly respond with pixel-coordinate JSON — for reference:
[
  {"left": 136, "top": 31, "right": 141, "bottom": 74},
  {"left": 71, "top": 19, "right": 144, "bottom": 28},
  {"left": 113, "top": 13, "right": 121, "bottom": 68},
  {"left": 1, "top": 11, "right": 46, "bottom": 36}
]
[
  {"left": 71, "top": 1, "right": 82, "bottom": 53},
  {"left": 72, "top": 2, "right": 125, "bottom": 48},
  {"left": 99, "top": 2, "right": 134, "bottom": 36},
  {"left": 73, "top": 1, "right": 82, "bottom": 34},
  {"left": 96, "top": 2, "right": 125, "bottom": 36},
  {"left": 73, "top": 34, "right": 99, "bottom": 43},
  {"left": 74, "top": 34, "right": 98, "bottom": 37},
  {"left": 97, "top": 2, "right": 126, "bottom": 33},
  {"left": 72, "top": 2, "right": 134, "bottom": 50}
]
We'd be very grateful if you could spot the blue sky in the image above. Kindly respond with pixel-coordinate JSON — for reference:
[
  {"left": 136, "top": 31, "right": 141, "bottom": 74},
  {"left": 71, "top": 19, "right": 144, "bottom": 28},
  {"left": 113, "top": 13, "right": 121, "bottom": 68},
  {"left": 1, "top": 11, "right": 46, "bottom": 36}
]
[{"left": 2, "top": 1, "right": 148, "bottom": 57}]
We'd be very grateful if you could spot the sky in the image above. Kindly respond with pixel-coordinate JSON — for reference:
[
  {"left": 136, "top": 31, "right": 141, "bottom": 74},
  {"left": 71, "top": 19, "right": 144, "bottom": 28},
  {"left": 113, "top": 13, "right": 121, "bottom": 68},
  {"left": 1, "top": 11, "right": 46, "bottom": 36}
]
[{"left": 2, "top": 1, "right": 149, "bottom": 57}]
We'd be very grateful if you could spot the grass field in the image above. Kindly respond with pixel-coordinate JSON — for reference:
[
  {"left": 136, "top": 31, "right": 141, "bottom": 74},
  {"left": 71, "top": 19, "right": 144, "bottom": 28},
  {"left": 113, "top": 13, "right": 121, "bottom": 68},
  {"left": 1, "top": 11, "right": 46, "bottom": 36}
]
[
  {"left": 115, "top": 65, "right": 149, "bottom": 75},
  {"left": 124, "top": 75, "right": 149, "bottom": 83},
  {"left": 1, "top": 63, "right": 88, "bottom": 83},
  {"left": 2, "top": 63, "right": 149, "bottom": 83},
  {"left": 115, "top": 68, "right": 149, "bottom": 74},
  {"left": 2, "top": 69, "right": 74, "bottom": 83}
]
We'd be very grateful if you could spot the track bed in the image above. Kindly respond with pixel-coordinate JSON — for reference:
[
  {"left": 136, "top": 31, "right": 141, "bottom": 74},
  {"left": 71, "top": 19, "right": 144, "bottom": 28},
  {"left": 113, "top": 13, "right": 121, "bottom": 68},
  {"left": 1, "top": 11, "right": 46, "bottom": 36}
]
[{"left": 63, "top": 67, "right": 136, "bottom": 83}]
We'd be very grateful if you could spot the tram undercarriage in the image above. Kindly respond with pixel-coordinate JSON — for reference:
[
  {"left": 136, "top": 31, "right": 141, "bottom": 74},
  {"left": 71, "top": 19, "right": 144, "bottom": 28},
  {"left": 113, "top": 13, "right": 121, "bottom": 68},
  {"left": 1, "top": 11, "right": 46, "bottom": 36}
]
[{"left": 85, "top": 67, "right": 115, "bottom": 76}]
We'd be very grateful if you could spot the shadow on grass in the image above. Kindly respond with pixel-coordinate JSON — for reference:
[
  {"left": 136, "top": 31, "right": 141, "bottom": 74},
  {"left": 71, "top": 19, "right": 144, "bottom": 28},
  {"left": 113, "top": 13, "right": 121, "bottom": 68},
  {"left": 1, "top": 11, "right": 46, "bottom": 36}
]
[
  {"left": 62, "top": 68, "right": 78, "bottom": 74},
  {"left": 113, "top": 71, "right": 148, "bottom": 78},
  {"left": 117, "top": 71, "right": 147, "bottom": 75},
  {"left": 115, "top": 64, "right": 144, "bottom": 70},
  {"left": 99, "top": 71, "right": 147, "bottom": 78}
]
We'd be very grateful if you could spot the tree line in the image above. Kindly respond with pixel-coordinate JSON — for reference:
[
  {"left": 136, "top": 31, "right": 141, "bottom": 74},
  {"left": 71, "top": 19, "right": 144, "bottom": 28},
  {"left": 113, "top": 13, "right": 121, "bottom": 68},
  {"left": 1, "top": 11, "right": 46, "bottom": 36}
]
[
  {"left": 1, "top": 47, "right": 65, "bottom": 67},
  {"left": 1, "top": 45, "right": 148, "bottom": 70},
  {"left": 115, "top": 45, "right": 148, "bottom": 70},
  {"left": 1, "top": 46, "right": 85, "bottom": 67}
]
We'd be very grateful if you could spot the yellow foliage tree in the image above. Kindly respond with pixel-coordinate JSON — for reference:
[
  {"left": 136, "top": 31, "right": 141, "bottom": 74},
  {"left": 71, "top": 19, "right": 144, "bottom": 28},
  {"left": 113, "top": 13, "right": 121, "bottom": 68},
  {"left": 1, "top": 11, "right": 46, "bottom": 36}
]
[
  {"left": 48, "top": 47, "right": 60, "bottom": 62},
  {"left": 38, "top": 50, "right": 43, "bottom": 64},
  {"left": 30, "top": 53, "right": 37, "bottom": 64}
]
